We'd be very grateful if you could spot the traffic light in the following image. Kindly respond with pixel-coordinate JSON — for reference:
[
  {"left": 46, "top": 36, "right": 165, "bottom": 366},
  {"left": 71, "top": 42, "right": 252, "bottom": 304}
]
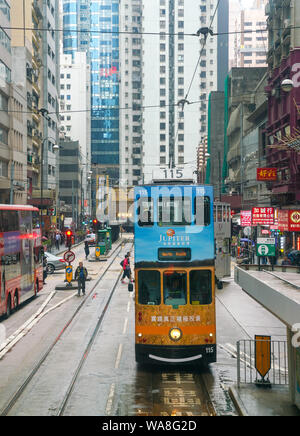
[
  {"left": 66, "top": 230, "right": 73, "bottom": 248},
  {"left": 92, "top": 219, "right": 100, "bottom": 231}
]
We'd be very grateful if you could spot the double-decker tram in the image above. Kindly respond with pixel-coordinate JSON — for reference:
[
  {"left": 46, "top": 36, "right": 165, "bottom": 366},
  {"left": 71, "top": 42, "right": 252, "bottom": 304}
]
[
  {"left": 0, "top": 205, "right": 43, "bottom": 318},
  {"left": 214, "top": 202, "right": 231, "bottom": 290},
  {"left": 134, "top": 183, "right": 216, "bottom": 365}
]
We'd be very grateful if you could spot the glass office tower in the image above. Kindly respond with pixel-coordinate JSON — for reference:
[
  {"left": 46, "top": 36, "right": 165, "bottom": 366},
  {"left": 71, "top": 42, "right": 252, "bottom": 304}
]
[{"left": 62, "top": 0, "right": 120, "bottom": 212}]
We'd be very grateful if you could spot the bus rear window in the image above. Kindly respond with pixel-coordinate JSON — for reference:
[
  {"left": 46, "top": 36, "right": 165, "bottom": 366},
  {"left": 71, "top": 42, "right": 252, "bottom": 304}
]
[
  {"left": 138, "top": 270, "right": 161, "bottom": 305},
  {"left": 190, "top": 270, "right": 212, "bottom": 305}
]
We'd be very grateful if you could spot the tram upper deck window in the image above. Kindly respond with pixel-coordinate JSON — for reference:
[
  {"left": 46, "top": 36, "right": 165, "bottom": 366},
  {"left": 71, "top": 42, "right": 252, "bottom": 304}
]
[
  {"left": 138, "top": 270, "right": 161, "bottom": 305},
  {"left": 190, "top": 270, "right": 212, "bottom": 305},
  {"left": 158, "top": 197, "right": 191, "bottom": 227},
  {"left": 138, "top": 198, "right": 154, "bottom": 227},
  {"left": 163, "top": 271, "right": 187, "bottom": 307},
  {"left": 194, "top": 196, "right": 210, "bottom": 226}
]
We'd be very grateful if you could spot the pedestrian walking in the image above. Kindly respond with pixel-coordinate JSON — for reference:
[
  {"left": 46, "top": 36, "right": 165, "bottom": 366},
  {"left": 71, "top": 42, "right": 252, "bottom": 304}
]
[
  {"left": 55, "top": 232, "right": 61, "bottom": 250},
  {"left": 75, "top": 261, "right": 88, "bottom": 296},
  {"left": 121, "top": 253, "right": 133, "bottom": 284},
  {"left": 43, "top": 254, "right": 48, "bottom": 284},
  {"left": 84, "top": 240, "right": 90, "bottom": 260}
]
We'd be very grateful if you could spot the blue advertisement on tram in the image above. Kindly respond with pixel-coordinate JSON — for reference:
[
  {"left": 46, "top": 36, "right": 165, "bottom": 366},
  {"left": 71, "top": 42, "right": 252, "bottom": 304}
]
[{"left": 134, "top": 185, "right": 214, "bottom": 266}]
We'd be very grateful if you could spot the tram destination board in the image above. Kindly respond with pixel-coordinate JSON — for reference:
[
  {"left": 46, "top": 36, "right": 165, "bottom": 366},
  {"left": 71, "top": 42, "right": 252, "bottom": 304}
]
[{"left": 158, "top": 248, "right": 191, "bottom": 261}]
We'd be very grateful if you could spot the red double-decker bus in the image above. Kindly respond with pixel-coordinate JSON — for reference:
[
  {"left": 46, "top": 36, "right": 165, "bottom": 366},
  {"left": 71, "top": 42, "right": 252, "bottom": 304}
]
[{"left": 0, "top": 205, "right": 43, "bottom": 318}]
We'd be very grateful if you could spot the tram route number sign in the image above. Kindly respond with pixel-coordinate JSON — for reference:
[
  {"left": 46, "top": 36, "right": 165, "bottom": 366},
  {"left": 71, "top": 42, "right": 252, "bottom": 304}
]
[
  {"left": 64, "top": 250, "right": 75, "bottom": 263},
  {"left": 256, "top": 238, "right": 276, "bottom": 257}
]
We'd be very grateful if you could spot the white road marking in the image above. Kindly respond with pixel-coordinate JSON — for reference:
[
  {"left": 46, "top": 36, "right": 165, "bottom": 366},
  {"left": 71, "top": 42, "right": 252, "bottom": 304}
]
[
  {"left": 105, "top": 383, "right": 115, "bottom": 415},
  {"left": 122, "top": 318, "right": 128, "bottom": 335},
  {"left": 115, "top": 343, "right": 123, "bottom": 369}
]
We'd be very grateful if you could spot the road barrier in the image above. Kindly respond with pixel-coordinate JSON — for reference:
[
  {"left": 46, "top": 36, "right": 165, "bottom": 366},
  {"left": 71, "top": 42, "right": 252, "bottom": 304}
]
[{"left": 236, "top": 339, "right": 288, "bottom": 388}]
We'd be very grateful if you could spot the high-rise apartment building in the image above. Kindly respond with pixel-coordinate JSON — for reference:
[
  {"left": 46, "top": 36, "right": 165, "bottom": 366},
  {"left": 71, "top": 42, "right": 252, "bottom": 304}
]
[
  {"left": 0, "top": 0, "right": 12, "bottom": 203},
  {"left": 229, "top": 0, "right": 268, "bottom": 69},
  {"left": 141, "top": 0, "right": 228, "bottom": 183},
  {"left": 59, "top": 51, "right": 91, "bottom": 214},
  {"left": 11, "top": 0, "right": 60, "bottom": 211},
  {"left": 41, "top": 0, "right": 60, "bottom": 193},
  {"left": 119, "top": 0, "right": 143, "bottom": 186}
]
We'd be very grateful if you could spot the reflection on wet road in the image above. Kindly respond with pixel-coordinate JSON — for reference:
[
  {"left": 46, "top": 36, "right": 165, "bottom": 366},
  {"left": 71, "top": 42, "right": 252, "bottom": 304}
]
[{"left": 118, "top": 367, "right": 216, "bottom": 417}]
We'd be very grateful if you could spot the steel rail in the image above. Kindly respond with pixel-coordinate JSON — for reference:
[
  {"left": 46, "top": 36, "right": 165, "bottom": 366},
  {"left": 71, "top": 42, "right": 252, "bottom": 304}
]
[
  {"left": 0, "top": 239, "right": 131, "bottom": 416},
  {"left": 262, "top": 269, "right": 300, "bottom": 291}
]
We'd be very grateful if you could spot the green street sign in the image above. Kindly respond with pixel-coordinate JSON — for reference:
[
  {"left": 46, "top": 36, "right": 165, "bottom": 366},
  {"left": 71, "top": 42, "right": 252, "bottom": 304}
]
[{"left": 257, "top": 238, "right": 276, "bottom": 257}]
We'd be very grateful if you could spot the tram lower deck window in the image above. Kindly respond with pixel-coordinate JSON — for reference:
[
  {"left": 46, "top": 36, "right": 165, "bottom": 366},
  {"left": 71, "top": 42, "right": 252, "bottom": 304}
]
[
  {"left": 163, "top": 271, "right": 187, "bottom": 306},
  {"left": 138, "top": 270, "right": 161, "bottom": 305},
  {"left": 190, "top": 270, "right": 212, "bottom": 305}
]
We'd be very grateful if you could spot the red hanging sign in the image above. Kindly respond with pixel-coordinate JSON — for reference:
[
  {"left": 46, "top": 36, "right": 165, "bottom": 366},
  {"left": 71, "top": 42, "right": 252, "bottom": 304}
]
[{"left": 257, "top": 168, "right": 277, "bottom": 181}]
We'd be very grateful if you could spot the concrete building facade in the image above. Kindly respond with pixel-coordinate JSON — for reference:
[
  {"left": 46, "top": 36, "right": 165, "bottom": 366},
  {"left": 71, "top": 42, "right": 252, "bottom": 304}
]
[{"left": 265, "top": 0, "right": 300, "bottom": 207}]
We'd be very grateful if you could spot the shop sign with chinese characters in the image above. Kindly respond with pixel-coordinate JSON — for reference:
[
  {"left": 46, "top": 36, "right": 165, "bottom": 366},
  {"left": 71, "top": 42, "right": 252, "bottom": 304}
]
[
  {"left": 252, "top": 207, "right": 274, "bottom": 225},
  {"left": 257, "top": 168, "right": 277, "bottom": 181},
  {"left": 241, "top": 210, "right": 252, "bottom": 227},
  {"left": 278, "top": 210, "right": 289, "bottom": 232}
]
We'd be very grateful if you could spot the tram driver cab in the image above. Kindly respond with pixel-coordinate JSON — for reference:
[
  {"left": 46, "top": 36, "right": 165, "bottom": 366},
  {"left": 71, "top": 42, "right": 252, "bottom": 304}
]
[{"left": 164, "top": 272, "right": 187, "bottom": 307}]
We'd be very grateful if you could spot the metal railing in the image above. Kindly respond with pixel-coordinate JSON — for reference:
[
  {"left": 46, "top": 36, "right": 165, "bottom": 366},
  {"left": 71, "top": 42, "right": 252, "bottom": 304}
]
[{"left": 237, "top": 339, "right": 289, "bottom": 388}]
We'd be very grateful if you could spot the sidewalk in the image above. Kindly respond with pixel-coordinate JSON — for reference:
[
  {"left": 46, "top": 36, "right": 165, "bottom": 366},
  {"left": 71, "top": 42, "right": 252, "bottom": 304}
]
[
  {"left": 227, "top": 257, "right": 300, "bottom": 416},
  {"left": 229, "top": 384, "right": 300, "bottom": 416}
]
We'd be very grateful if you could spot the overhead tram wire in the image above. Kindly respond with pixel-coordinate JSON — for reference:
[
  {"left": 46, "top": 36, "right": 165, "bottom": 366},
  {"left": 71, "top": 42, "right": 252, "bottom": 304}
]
[
  {"left": 0, "top": 89, "right": 272, "bottom": 117},
  {"left": 7, "top": 24, "right": 300, "bottom": 38},
  {"left": 170, "top": 0, "right": 221, "bottom": 169}
]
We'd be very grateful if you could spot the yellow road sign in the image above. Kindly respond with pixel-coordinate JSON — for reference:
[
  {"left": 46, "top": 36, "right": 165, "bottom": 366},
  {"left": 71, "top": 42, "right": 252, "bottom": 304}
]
[
  {"left": 65, "top": 265, "right": 73, "bottom": 284},
  {"left": 255, "top": 335, "right": 271, "bottom": 379},
  {"left": 95, "top": 247, "right": 101, "bottom": 258}
]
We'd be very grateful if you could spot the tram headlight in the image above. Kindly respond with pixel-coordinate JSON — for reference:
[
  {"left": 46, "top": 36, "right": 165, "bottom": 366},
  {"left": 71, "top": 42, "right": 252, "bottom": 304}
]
[{"left": 169, "top": 328, "right": 182, "bottom": 342}]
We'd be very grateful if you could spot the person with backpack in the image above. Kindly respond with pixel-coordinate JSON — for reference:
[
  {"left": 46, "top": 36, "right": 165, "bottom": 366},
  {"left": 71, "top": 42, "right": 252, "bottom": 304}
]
[
  {"left": 121, "top": 253, "right": 133, "bottom": 284},
  {"left": 75, "top": 262, "right": 88, "bottom": 296}
]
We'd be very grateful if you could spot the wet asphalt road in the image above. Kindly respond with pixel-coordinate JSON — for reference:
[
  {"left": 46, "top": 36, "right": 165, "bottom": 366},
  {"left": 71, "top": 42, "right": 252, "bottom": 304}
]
[{"left": 0, "top": 247, "right": 286, "bottom": 416}]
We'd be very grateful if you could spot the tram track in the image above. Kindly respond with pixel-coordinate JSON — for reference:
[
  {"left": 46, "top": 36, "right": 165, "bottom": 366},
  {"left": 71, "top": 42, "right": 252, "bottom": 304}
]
[{"left": 0, "top": 239, "right": 133, "bottom": 416}]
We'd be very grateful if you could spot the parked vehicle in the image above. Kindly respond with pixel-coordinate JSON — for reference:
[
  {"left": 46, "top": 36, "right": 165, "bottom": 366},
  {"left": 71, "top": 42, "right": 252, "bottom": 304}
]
[
  {"left": 44, "top": 252, "right": 66, "bottom": 274},
  {"left": 85, "top": 233, "right": 96, "bottom": 246}
]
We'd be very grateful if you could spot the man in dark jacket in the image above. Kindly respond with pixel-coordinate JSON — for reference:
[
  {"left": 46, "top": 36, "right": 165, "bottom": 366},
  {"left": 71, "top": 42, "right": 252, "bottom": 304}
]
[{"left": 75, "top": 262, "right": 88, "bottom": 296}]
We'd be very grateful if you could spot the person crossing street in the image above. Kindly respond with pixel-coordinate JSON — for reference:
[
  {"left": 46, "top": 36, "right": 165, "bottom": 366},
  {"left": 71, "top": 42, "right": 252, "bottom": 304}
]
[{"left": 75, "top": 261, "right": 88, "bottom": 296}]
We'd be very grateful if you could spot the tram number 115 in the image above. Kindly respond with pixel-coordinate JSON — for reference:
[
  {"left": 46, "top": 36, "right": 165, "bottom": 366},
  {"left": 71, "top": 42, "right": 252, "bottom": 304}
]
[{"left": 163, "top": 169, "right": 183, "bottom": 179}]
